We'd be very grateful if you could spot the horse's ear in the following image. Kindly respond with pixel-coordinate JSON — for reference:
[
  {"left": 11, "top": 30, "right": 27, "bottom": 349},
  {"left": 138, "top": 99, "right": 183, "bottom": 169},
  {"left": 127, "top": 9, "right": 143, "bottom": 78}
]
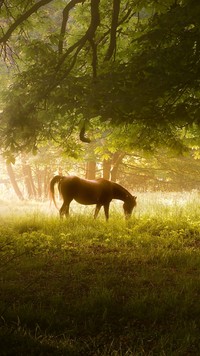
[{"left": 134, "top": 196, "right": 137, "bottom": 200}]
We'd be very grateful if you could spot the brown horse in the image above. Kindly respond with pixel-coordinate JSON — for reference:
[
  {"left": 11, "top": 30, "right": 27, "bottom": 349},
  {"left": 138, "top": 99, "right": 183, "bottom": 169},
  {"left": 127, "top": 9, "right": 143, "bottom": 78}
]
[{"left": 50, "top": 175, "right": 137, "bottom": 220}]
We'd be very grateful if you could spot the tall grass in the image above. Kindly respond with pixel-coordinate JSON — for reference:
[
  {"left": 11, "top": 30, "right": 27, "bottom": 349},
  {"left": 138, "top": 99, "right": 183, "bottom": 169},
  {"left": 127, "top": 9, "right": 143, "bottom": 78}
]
[{"left": 0, "top": 191, "right": 200, "bottom": 355}]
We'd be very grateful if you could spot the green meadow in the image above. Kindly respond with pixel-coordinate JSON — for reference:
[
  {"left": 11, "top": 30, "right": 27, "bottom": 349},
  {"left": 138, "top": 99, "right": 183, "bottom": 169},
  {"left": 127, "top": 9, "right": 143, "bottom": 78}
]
[{"left": 1, "top": 192, "right": 200, "bottom": 355}]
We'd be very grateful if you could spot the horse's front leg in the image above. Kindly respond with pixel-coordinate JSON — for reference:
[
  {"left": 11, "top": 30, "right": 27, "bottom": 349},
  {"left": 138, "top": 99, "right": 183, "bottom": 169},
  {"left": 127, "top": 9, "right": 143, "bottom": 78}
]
[
  {"left": 103, "top": 203, "right": 110, "bottom": 221},
  {"left": 59, "top": 202, "right": 70, "bottom": 218},
  {"left": 94, "top": 204, "right": 101, "bottom": 219}
]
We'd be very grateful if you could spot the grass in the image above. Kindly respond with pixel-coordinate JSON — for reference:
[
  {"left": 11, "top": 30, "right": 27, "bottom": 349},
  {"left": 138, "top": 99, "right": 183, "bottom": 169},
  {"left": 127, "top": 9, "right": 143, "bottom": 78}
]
[{"left": 0, "top": 191, "right": 200, "bottom": 355}]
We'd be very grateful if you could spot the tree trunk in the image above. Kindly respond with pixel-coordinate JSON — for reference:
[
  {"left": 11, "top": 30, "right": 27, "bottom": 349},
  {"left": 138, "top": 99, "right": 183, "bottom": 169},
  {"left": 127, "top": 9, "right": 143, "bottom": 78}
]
[
  {"left": 103, "top": 159, "right": 112, "bottom": 180},
  {"left": 28, "top": 165, "right": 37, "bottom": 198},
  {"left": 36, "top": 168, "right": 43, "bottom": 198},
  {"left": 6, "top": 163, "right": 24, "bottom": 200},
  {"left": 22, "top": 163, "right": 36, "bottom": 199},
  {"left": 85, "top": 161, "right": 96, "bottom": 180},
  {"left": 44, "top": 167, "right": 52, "bottom": 198},
  {"left": 110, "top": 152, "right": 125, "bottom": 182}
]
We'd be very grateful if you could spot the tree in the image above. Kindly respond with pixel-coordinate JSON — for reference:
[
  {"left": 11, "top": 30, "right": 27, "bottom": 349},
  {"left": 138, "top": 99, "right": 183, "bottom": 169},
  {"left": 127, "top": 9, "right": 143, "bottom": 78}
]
[
  {"left": 6, "top": 163, "right": 24, "bottom": 200},
  {"left": 118, "top": 149, "right": 200, "bottom": 191},
  {"left": 0, "top": 0, "right": 200, "bottom": 161}
]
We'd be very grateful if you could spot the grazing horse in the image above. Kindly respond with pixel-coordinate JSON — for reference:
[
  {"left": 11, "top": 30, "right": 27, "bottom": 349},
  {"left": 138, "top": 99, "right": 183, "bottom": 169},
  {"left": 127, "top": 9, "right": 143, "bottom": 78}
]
[{"left": 50, "top": 175, "right": 137, "bottom": 220}]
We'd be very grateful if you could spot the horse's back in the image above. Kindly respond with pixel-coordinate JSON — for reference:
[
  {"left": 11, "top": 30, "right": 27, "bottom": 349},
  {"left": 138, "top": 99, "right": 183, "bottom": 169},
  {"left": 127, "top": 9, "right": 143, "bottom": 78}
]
[{"left": 59, "top": 176, "right": 113, "bottom": 205}]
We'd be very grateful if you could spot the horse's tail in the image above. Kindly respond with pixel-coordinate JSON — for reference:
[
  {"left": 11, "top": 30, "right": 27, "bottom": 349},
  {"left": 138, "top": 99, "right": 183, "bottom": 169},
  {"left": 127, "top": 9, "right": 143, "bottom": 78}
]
[{"left": 49, "top": 175, "right": 63, "bottom": 210}]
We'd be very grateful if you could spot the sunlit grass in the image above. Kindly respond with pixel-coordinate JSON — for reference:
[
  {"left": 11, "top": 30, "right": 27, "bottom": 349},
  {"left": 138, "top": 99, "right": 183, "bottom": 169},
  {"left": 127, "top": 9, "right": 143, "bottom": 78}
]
[
  {"left": 0, "top": 191, "right": 200, "bottom": 355},
  {"left": 0, "top": 189, "right": 199, "bottom": 218}
]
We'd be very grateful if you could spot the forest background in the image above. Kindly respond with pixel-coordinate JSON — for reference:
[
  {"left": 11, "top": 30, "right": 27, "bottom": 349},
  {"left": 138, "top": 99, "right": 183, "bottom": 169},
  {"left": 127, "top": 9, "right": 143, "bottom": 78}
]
[{"left": 0, "top": 0, "right": 200, "bottom": 200}]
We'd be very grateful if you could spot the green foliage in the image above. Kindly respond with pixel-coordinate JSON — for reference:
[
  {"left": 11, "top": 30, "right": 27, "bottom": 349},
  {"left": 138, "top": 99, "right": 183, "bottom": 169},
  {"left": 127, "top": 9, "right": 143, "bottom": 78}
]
[{"left": 1, "top": 0, "right": 200, "bottom": 157}]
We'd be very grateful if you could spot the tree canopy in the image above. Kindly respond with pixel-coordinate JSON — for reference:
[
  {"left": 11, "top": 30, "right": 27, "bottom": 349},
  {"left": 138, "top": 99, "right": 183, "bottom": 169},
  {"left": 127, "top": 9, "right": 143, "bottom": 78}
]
[{"left": 0, "top": 0, "right": 200, "bottom": 159}]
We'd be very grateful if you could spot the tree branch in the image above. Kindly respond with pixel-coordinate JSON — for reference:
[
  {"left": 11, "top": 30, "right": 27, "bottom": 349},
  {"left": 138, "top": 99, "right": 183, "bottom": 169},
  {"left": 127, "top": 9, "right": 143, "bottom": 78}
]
[
  {"left": 0, "top": 0, "right": 53, "bottom": 44},
  {"left": 79, "top": 123, "right": 91, "bottom": 143},
  {"left": 104, "top": 0, "right": 120, "bottom": 61},
  {"left": 87, "top": 0, "right": 100, "bottom": 39},
  {"left": 58, "top": 0, "right": 85, "bottom": 55},
  {"left": 97, "top": 7, "right": 134, "bottom": 46},
  {"left": 57, "top": 0, "right": 100, "bottom": 70}
]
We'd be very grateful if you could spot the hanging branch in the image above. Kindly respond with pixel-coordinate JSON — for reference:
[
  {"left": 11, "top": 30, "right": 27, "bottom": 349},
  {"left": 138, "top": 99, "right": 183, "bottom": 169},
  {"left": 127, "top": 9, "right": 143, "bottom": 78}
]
[
  {"left": 79, "top": 123, "right": 91, "bottom": 143},
  {"left": 0, "top": 0, "right": 53, "bottom": 45},
  {"left": 104, "top": 0, "right": 121, "bottom": 61},
  {"left": 58, "top": 0, "right": 85, "bottom": 55},
  {"left": 79, "top": 0, "right": 100, "bottom": 143},
  {"left": 57, "top": 0, "right": 100, "bottom": 144}
]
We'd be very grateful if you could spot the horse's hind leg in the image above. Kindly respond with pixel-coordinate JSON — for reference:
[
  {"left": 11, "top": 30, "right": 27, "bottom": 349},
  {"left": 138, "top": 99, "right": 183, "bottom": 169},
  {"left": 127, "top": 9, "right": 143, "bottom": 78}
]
[
  {"left": 103, "top": 203, "right": 110, "bottom": 221},
  {"left": 94, "top": 204, "right": 102, "bottom": 219},
  {"left": 59, "top": 202, "right": 70, "bottom": 218}
]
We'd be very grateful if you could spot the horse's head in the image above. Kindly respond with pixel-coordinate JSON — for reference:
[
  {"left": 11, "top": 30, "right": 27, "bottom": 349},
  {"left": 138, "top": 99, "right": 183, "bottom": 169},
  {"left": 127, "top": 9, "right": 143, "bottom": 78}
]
[{"left": 123, "top": 195, "right": 137, "bottom": 219}]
